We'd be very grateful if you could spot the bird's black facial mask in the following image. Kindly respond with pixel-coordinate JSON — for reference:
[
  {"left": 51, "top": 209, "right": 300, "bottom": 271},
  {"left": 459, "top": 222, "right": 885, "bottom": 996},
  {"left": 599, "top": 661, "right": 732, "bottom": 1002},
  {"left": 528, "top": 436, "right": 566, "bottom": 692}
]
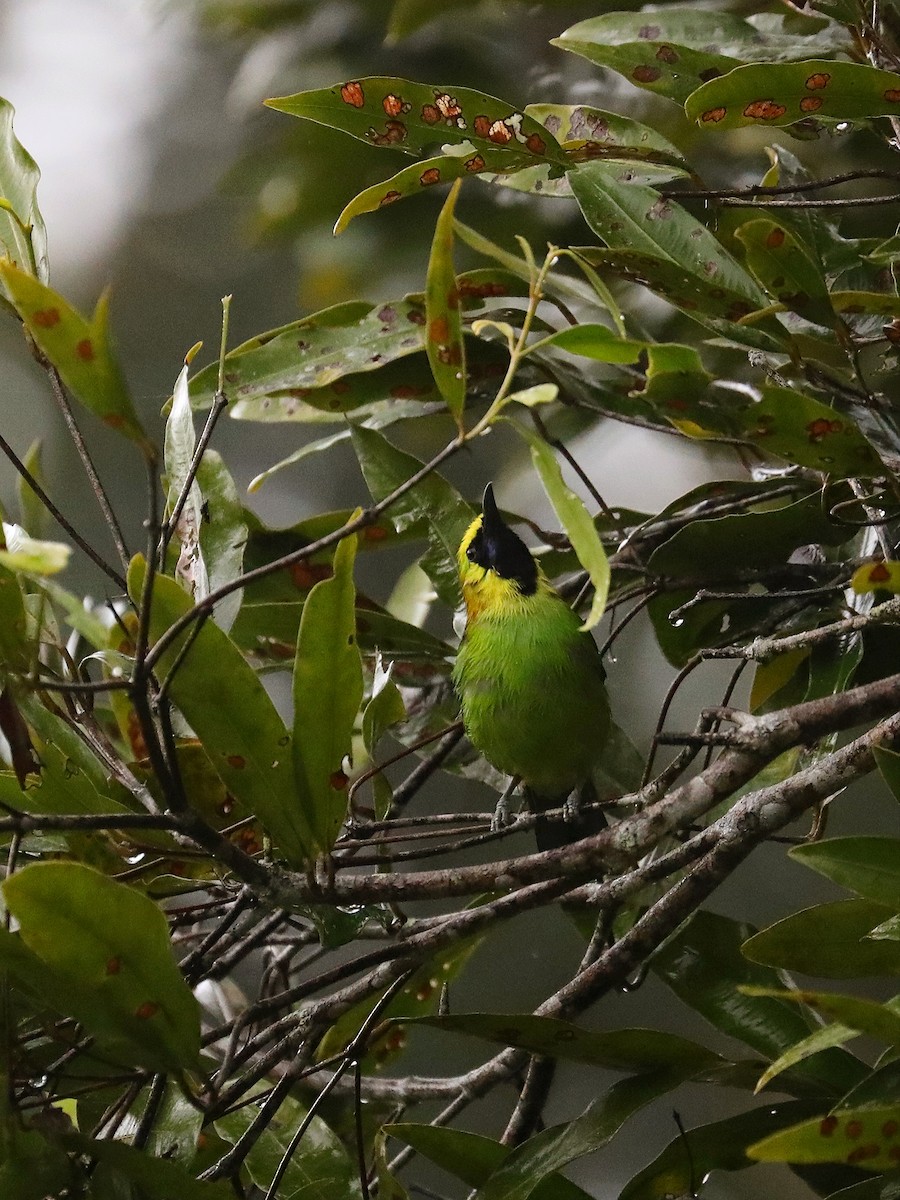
[{"left": 467, "top": 483, "right": 538, "bottom": 596}]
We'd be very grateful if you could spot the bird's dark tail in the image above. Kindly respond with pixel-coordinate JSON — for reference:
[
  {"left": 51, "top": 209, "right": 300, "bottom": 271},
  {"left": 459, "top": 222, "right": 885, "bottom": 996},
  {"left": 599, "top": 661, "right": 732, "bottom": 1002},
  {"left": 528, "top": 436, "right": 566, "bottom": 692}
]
[{"left": 528, "top": 779, "right": 608, "bottom": 854}]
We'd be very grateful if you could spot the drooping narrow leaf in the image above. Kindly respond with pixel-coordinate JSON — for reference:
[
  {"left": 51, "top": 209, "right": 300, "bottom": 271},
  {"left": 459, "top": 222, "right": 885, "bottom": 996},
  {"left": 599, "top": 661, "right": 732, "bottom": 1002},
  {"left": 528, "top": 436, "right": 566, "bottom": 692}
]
[
  {"left": 127, "top": 556, "right": 312, "bottom": 866},
  {"left": 507, "top": 420, "right": 610, "bottom": 630},
  {"left": 16, "top": 440, "right": 47, "bottom": 539},
  {"left": 265, "top": 77, "right": 566, "bottom": 165},
  {"left": 165, "top": 363, "right": 209, "bottom": 604},
  {"left": 425, "top": 178, "right": 466, "bottom": 430},
  {"left": 0, "top": 97, "right": 48, "bottom": 281},
  {"left": 3, "top": 862, "right": 199, "bottom": 1069},
  {"left": 0, "top": 262, "right": 149, "bottom": 449},
  {"left": 686, "top": 59, "right": 900, "bottom": 130},
  {"left": 334, "top": 149, "right": 531, "bottom": 233},
  {"left": 292, "top": 528, "right": 364, "bottom": 854}
]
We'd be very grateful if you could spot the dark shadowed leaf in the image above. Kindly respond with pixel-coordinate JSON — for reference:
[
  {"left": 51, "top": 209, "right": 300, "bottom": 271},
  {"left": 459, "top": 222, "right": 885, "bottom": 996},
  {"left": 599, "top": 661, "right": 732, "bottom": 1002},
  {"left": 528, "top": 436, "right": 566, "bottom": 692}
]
[
  {"left": 742, "top": 899, "right": 900, "bottom": 978},
  {"left": 790, "top": 837, "right": 900, "bottom": 908}
]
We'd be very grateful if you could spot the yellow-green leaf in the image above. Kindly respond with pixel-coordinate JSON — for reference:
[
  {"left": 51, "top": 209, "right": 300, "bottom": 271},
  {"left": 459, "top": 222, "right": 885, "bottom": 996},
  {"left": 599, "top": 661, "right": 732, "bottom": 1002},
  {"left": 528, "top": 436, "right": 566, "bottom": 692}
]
[{"left": 425, "top": 178, "right": 466, "bottom": 430}]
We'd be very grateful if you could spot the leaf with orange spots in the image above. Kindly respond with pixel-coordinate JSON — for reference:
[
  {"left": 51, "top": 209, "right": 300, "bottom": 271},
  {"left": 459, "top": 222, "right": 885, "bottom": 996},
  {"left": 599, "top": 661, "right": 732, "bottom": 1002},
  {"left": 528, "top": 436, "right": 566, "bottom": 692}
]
[
  {"left": 2, "top": 861, "right": 199, "bottom": 1069},
  {"left": 851, "top": 560, "right": 900, "bottom": 595},
  {"left": 737, "top": 385, "right": 884, "bottom": 477},
  {"left": 735, "top": 218, "right": 835, "bottom": 327},
  {"left": 127, "top": 556, "right": 314, "bottom": 867},
  {"left": 686, "top": 59, "right": 900, "bottom": 130},
  {"left": 0, "top": 98, "right": 48, "bottom": 282},
  {"left": 748, "top": 1103, "right": 900, "bottom": 1171},
  {"left": 425, "top": 179, "right": 466, "bottom": 430},
  {"left": 292, "top": 527, "right": 364, "bottom": 855},
  {"left": 0, "top": 261, "right": 149, "bottom": 450},
  {"left": 334, "top": 148, "right": 533, "bottom": 233},
  {"left": 266, "top": 77, "right": 566, "bottom": 165}
]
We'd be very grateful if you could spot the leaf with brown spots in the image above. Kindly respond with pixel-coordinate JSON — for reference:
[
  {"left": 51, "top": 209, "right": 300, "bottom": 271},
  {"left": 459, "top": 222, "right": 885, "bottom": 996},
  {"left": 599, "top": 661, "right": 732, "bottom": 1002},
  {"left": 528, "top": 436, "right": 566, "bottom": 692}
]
[
  {"left": 735, "top": 217, "right": 835, "bottom": 327},
  {"left": 0, "top": 98, "right": 48, "bottom": 282},
  {"left": 0, "top": 261, "right": 149, "bottom": 450},
  {"left": 266, "top": 77, "right": 566, "bottom": 165},
  {"left": 333, "top": 149, "right": 534, "bottom": 233},
  {"left": 2, "top": 861, "right": 199, "bottom": 1069},
  {"left": 749, "top": 1103, "right": 900, "bottom": 1170},
  {"left": 425, "top": 179, "right": 466, "bottom": 430},
  {"left": 127, "top": 557, "right": 313, "bottom": 866},
  {"left": 292, "top": 528, "right": 364, "bottom": 854},
  {"left": 686, "top": 59, "right": 900, "bottom": 129}
]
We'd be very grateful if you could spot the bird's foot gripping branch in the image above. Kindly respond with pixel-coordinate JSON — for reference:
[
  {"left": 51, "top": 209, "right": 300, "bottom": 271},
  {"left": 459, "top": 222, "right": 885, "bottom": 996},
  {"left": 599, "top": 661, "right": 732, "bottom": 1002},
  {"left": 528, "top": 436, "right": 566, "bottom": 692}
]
[{"left": 2, "top": 2, "right": 900, "bottom": 1194}]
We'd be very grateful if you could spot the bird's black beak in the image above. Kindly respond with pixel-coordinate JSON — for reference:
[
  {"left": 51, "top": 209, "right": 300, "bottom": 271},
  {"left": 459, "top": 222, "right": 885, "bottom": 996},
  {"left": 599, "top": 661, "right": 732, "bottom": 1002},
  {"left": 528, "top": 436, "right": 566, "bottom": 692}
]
[{"left": 481, "top": 482, "right": 505, "bottom": 536}]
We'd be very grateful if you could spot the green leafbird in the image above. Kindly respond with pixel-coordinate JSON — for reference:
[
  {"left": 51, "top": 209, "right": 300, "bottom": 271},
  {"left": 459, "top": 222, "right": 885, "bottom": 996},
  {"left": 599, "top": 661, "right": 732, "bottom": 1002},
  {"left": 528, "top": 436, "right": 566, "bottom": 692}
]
[{"left": 452, "top": 483, "right": 610, "bottom": 841}]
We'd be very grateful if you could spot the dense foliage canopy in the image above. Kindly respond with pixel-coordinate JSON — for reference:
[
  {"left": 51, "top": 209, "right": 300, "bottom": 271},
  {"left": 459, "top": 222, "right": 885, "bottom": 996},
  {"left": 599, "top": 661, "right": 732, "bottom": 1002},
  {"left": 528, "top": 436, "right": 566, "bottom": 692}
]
[{"left": 0, "top": 1, "right": 899, "bottom": 1197}]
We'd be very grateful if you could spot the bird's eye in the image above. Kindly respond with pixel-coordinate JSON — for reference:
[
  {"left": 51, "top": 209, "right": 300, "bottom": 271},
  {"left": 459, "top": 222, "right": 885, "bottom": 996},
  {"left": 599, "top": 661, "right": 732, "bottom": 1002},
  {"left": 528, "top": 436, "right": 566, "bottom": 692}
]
[{"left": 466, "top": 544, "right": 478, "bottom": 561}]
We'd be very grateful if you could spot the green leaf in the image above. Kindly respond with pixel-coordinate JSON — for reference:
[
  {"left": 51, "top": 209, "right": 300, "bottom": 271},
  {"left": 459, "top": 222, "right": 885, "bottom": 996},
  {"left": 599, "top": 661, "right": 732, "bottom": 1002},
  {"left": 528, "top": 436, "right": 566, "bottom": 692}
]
[
  {"left": 686, "top": 59, "right": 900, "bottom": 130},
  {"left": 67, "top": 1133, "right": 232, "bottom": 1199},
  {"left": 0, "top": 261, "right": 148, "bottom": 449},
  {"left": 373, "top": 1127, "right": 409, "bottom": 1200},
  {"left": 875, "top": 747, "right": 900, "bottom": 806},
  {"left": 473, "top": 1069, "right": 695, "bottom": 1200},
  {"left": 350, "top": 424, "right": 473, "bottom": 607},
  {"left": 362, "top": 654, "right": 406, "bottom": 758},
  {"left": 648, "top": 491, "right": 848, "bottom": 577},
  {"left": 652, "top": 911, "right": 867, "bottom": 1094},
  {"left": 387, "top": 1124, "right": 594, "bottom": 1200},
  {"left": 0, "top": 523, "right": 69, "bottom": 576},
  {"left": 217, "top": 1093, "right": 363, "bottom": 1199},
  {"left": 0, "top": 564, "right": 30, "bottom": 676},
  {"left": 748, "top": 1103, "right": 900, "bottom": 1171},
  {"left": 742, "top": 899, "right": 900, "bottom": 978},
  {"left": 195, "top": 449, "right": 247, "bottom": 633},
  {"left": 409, "top": 1013, "right": 728, "bottom": 1076},
  {"left": 335, "top": 149, "right": 531, "bottom": 233},
  {"left": 735, "top": 217, "right": 836, "bottom": 326},
  {"left": 16, "top": 440, "right": 47, "bottom": 539},
  {"left": 824, "top": 1169, "right": 900, "bottom": 1198},
  {"left": 0, "top": 97, "right": 48, "bottom": 281},
  {"left": 425, "top": 179, "right": 466, "bottom": 430},
  {"left": 790, "top": 837, "right": 900, "bottom": 908},
  {"left": 568, "top": 162, "right": 765, "bottom": 310},
  {"left": 127, "top": 556, "right": 311, "bottom": 866},
  {"left": 620, "top": 1102, "right": 822, "bottom": 1199},
  {"left": 507, "top": 420, "right": 610, "bottom": 630},
  {"left": 534, "top": 324, "right": 645, "bottom": 364},
  {"left": 3, "top": 862, "right": 200, "bottom": 1069},
  {"left": 292, "top": 529, "right": 364, "bottom": 854},
  {"left": 0, "top": 1127, "right": 77, "bottom": 1200},
  {"left": 754, "top": 1022, "right": 862, "bottom": 1095},
  {"left": 265, "top": 77, "right": 566, "bottom": 165}
]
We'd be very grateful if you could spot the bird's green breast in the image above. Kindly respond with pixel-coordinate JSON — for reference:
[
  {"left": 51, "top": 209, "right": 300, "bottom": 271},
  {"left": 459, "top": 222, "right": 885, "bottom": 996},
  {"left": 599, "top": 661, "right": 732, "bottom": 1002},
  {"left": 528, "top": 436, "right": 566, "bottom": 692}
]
[{"left": 452, "top": 592, "right": 609, "bottom": 799}]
